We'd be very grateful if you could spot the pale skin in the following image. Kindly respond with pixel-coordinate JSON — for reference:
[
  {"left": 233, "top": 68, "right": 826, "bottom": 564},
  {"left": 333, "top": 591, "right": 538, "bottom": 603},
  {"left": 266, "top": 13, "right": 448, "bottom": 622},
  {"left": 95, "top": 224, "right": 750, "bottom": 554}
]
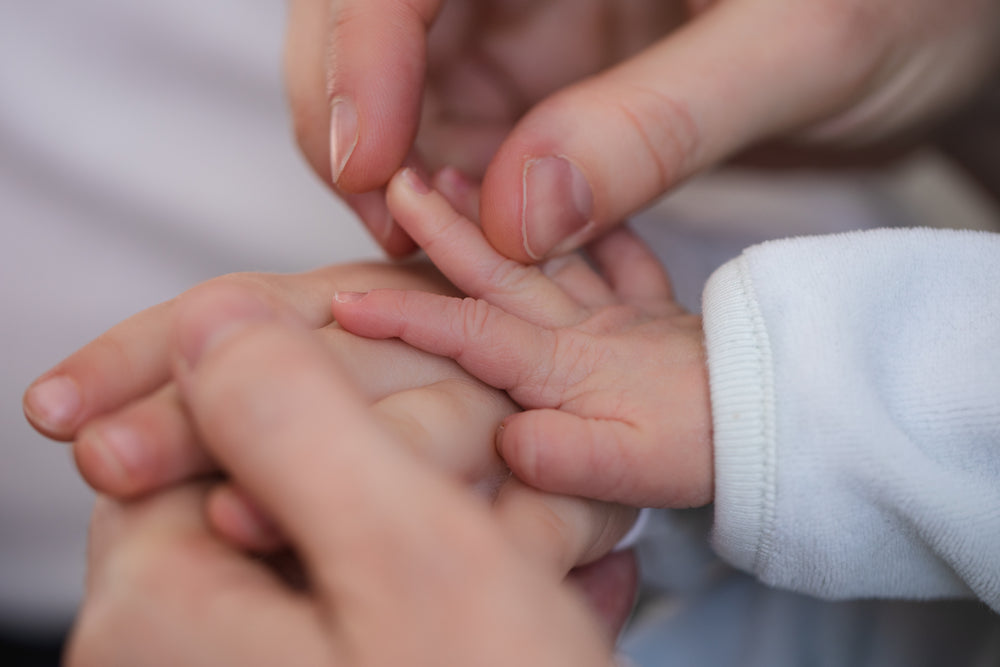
[
  {"left": 332, "top": 167, "right": 714, "bottom": 509},
  {"left": 23, "top": 251, "right": 637, "bottom": 630},
  {"left": 66, "top": 286, "right": 621, "bottom": 666},
  {"left": 289, "top": 0, "right": 1000, "bottom": 259}
]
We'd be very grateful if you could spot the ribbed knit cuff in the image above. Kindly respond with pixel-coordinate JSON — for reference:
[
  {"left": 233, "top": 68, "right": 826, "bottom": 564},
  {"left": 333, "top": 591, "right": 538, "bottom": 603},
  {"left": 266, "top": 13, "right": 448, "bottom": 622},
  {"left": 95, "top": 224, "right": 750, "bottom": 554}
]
[{"left": 701, "top": 256, "right": 777, "bottom": 575}]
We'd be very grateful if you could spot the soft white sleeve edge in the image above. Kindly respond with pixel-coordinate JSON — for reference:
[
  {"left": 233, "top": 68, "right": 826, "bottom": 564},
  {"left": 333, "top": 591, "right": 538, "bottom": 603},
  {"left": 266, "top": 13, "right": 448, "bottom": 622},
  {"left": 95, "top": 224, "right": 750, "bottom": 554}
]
[
  {"left": 612, "top": 507, "right": 653, "bottom": 552},
  {"left": 702, "top": 255, "right": 778, "bottom": 576}
]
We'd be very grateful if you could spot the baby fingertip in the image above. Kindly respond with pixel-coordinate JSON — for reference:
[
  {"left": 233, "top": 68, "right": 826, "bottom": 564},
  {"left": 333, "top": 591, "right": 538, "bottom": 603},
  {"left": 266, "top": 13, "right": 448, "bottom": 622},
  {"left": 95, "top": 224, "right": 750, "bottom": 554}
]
[{"left": 333, "top": 291, "right": 369, "bottom": 304}]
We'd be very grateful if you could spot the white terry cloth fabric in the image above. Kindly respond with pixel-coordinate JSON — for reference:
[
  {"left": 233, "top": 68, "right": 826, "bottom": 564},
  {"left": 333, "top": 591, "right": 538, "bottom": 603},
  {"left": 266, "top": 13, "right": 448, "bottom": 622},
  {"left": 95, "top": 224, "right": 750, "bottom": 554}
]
[
  {"left": 621, "top": 224, "right": 1000, "bottom": 667},
  {"left": 704, "top": 228, "right": 1000, "bottom": 610}
]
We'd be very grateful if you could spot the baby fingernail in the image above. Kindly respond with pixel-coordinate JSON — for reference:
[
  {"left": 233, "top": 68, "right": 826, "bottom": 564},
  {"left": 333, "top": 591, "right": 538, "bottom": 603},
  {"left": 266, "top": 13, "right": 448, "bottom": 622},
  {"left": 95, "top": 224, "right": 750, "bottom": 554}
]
[
  {"left": 24, "top": 375, "right": 82, "bottom": 432},
  {"left": 330, "top": 96, "right": 359, "bottom": 184},
  {"left": 333, "top": 291, "right": 369, "bottom": 303},
  {"left": 400, "top": 167, "right": 431, "bottom": 195},
  {"left": 522, "top": 156, "right": 593, "bottom": 260}
]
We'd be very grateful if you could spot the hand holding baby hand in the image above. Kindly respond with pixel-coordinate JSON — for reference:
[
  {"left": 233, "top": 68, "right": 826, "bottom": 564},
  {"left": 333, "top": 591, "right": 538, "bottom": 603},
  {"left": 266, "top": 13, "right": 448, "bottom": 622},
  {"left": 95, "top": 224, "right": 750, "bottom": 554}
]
[{"left": 333, "top": 169, "right": 713, "bottom": 509}]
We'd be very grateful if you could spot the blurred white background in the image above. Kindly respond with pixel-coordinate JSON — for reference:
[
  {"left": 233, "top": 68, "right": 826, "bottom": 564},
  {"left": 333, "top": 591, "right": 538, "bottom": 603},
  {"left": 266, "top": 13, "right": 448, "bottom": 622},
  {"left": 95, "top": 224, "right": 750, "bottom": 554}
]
[{"left": 0, "top": 0, "right": 374, "bottom": 658}]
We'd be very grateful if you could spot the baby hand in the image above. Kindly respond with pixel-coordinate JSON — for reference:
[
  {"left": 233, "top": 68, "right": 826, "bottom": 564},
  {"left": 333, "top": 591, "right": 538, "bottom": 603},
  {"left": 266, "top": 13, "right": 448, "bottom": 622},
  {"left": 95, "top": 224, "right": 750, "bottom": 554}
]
[{"left": 333, "top": 168, "right": 713, "bottom": 509}]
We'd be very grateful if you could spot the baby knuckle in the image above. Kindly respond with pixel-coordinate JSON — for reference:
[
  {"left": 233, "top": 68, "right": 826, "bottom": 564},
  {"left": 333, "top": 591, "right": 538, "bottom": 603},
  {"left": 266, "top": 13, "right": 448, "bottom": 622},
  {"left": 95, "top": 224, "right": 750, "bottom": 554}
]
[
  {"left": 485, "top": 258, "right": 538, "bottom": 296},
  {"left": 545, "top": 334, "right": 592, "bottom": 386},
  {"left": 457, "top": 297, "right": 495, "bottom": 341}
]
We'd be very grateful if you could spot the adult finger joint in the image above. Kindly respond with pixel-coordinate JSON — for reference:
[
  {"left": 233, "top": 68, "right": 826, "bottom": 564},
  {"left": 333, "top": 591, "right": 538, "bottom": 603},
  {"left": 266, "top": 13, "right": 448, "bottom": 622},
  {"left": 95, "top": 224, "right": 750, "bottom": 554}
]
[{"left": 611, "top": 84, "right": 701, "bottom": 192}]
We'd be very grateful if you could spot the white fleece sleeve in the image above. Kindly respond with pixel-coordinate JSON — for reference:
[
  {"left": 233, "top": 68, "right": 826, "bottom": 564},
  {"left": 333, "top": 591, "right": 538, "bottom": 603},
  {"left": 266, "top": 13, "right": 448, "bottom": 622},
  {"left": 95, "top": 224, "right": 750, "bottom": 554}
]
[{"left": 702, "top": 228, "right": 1000, "bottom": 611}]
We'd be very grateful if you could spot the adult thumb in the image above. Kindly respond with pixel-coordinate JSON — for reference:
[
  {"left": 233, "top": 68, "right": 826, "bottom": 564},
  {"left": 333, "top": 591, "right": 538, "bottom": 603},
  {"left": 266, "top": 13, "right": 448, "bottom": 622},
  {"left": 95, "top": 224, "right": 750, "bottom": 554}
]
[
  {"left": 479, "top": 0, "right": 880, "bottom": 262},
  {"left": 169, "top": 284, "right": 475, "bottom": 598}
]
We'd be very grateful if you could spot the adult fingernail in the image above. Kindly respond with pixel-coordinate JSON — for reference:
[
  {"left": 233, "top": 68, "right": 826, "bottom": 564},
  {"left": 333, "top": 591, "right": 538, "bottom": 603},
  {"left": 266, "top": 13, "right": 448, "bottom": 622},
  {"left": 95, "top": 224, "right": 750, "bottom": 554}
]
[
  {"left": 179, "top": 294, "right": 276, "bottom": 370},
  {"left": 330, "top": 96, "right": 359, "bottom": 184},
  {"left": 24, "top": 376, "right": 82, "bottom": 432},
  {"left": 522, "top": 156, "right": 593, "bottom": 260},
  {"left": 90, "top": 424, "right": 143, "bottom": 485}
]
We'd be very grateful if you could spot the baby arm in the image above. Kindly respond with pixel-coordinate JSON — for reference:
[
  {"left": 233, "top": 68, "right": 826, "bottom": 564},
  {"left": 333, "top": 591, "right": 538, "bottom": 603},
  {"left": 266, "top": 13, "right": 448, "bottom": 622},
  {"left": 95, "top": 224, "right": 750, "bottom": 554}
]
[
  {"left": 332, "top": 168, "right": 714, "bottom": 509},
  {"left": 702, "top": 229, "right": 1000, "bottom": 610}
]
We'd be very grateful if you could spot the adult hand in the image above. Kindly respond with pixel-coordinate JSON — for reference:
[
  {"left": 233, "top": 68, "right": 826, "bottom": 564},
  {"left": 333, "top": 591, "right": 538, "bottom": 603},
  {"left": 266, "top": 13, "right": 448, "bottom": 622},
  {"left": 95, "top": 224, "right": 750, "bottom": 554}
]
[
  {"left": 23, "top": 262, "right": 467, "bottom": 496},
  {"left": 24, "top": 262, "right": 639, "bottom": 633},
  {"left": 289, "top": 0, "right": 1000, "bottom": 260},
  {"left": 68, "top": 285, "right": 618, "bottom": 667}
]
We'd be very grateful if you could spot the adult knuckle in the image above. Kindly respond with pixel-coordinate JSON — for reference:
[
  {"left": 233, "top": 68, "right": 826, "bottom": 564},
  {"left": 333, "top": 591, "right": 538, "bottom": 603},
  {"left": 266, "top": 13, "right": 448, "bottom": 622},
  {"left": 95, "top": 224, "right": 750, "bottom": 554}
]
[
  {"left": 606, "top": 82, "right": 702, "bottom": 191},
  {"left": 185, "top": 272, "right": 282, "bottom": 314},
  {"left": 324, "top": 7, "right": 364, "bottom": 100},
  {"left": 89, "top": 331, "right": 138, "bottom": 386}
]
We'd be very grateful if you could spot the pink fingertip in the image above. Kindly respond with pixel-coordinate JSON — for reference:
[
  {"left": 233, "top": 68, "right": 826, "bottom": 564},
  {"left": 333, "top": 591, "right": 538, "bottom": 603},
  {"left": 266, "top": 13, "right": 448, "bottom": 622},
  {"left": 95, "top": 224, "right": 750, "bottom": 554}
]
[
  {"left": 333, "top": 291, "right": 369, "bottom": 304},
  {"left": 435, "top": 166, "right": 471, "bottom": 192},
  {"left": 24, "top": 375, "right": 82, "bottom": 433},
  {"left": 400, "top": 167, "right": 431, "bottom": 195}
]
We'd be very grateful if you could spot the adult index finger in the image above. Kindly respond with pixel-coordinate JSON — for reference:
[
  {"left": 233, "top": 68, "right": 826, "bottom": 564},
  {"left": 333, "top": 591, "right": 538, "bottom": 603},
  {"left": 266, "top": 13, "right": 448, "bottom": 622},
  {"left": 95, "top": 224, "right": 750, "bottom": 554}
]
[{"left": 315, "top": 0, "right": 443, "bottom": 192}]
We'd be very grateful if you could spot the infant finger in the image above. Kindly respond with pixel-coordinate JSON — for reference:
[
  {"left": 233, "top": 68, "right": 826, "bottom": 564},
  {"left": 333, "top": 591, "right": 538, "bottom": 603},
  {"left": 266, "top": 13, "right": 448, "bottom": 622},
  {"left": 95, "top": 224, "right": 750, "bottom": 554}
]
[
  {"left": 332, "top": 289, "right": 563, "bottom": 405},
  {"left": 388, "top": 167, "right": 586, "bottom": 327},
  {"left": 499, "top": 409, "right": 670, "bottom": 507},
  {"left": 586, "top": 226, "right": 677, "bottom": 312},
  {"left": 428, "top": 167, "right": 621, "bottom": 314},
  {"left": 317, "top": 327, "right": 469, "bottom": 400},
  {"left": 433, "top": 166, "right": 481, "bottom": 223},
  {"left": 540, "top": 252, "right": 617, "bottom": 309},
  {"left": 74, "top": 384, "right": 213, "bottom": 498}
]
